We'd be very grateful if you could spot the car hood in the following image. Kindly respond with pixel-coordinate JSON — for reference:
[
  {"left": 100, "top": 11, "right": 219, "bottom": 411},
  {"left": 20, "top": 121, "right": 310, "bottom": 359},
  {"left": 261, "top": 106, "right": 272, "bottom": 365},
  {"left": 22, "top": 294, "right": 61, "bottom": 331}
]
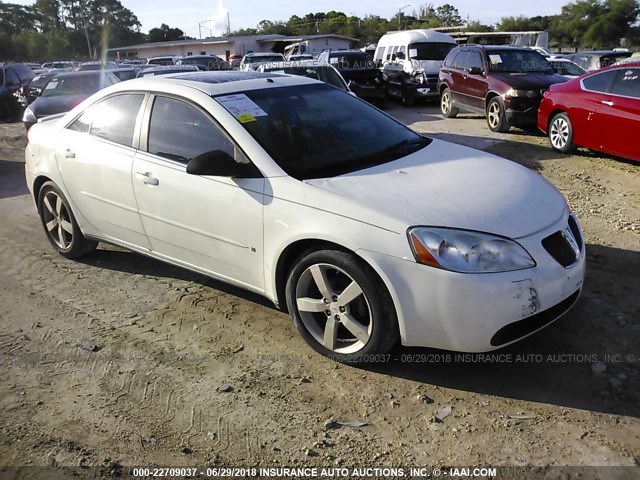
[
  {"left": 491, "top": 72, "right": 566, "bottom": 90},
  {"left": 304, "top": 139, "right": 566, "bottom": 239},
  {"left": 30, "top": 94, "right": 89, "bottom": 118}
]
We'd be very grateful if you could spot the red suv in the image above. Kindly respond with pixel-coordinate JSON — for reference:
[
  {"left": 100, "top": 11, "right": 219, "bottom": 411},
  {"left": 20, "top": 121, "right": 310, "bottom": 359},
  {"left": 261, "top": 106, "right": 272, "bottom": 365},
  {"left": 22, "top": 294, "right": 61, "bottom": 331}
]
[
  {"left": 538, "top": 63, "right": 640, "bottom": 162},
  {"left": 438, "top": 45, "right": 567, "bottom": 132}
]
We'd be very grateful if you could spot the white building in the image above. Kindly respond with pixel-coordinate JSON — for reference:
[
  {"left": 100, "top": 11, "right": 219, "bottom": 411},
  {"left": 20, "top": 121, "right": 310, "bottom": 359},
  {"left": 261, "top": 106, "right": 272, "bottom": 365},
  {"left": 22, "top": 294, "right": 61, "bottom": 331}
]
[{"left": 108, "top": 34, "right": 358, "bottom": 62}]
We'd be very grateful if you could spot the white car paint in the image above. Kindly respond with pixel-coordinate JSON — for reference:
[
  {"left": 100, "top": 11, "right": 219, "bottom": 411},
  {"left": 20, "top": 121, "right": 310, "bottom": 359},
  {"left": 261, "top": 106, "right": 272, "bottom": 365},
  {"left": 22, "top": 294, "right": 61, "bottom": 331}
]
[{"left": 25, "top": 72, "right": 585, "bottom": 353}]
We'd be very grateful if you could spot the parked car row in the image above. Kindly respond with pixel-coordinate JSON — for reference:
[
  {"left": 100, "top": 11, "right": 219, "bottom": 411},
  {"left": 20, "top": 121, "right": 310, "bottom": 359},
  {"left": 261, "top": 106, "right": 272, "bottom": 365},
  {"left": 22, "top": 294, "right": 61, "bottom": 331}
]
[{"left": 435, "top": 43, "right": 639, "bottom": 162}]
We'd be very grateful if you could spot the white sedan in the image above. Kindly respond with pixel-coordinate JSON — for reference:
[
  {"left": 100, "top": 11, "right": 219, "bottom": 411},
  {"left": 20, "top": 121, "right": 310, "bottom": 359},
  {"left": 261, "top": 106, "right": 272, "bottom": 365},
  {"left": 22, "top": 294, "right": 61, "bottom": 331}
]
[{"left": 25, "top": 72, "right": 585, "bottom": 363}]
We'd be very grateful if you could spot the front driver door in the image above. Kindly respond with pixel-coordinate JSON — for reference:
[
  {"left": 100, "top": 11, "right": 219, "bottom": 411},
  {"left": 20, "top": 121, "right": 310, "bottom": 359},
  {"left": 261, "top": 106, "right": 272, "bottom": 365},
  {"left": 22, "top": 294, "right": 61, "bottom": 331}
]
[
  {"left": 132, "top": 95, "right": 265, "bottom": 292},
  {"left": 593, "top": 67, "right": 640, "bottom": 160}
]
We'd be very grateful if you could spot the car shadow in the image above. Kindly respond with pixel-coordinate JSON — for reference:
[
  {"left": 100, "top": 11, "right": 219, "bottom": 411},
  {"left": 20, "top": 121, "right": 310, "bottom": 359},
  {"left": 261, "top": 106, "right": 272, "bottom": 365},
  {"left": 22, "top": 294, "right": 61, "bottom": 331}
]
[
  {"left": 78, "top": 248, "right": 277, "bottom": 310},
  {"left": 0, "top": 160, "right": 29, "bottom": 199},
  {"left": 81, "top": 240, "right": 638, "bottom": 418},
  {"left": 364, "top": 242, "right": 639, "bottom": 418}
]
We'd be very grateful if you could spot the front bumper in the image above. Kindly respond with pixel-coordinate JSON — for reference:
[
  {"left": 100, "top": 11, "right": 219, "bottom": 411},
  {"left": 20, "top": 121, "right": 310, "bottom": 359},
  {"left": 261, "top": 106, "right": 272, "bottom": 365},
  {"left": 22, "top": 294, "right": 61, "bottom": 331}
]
[
  {"left": 504, "top": 97, "right": 542, "bottom": 126},
  {"left": 359, "top": 213, "right": 585, "bottom": 352},
  {"left": 349, "top": 82, "right": 385, "bottom": 101}
]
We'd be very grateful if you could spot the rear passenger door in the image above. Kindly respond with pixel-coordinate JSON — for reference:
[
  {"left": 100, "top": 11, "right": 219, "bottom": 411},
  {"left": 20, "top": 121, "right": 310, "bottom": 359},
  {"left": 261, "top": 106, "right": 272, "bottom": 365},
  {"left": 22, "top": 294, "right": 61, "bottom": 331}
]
[
  {"left": 460, "top": 49, "right": 487, "bottom": 110},
  {"left": 56, "top": 93, "right": 151, "bottom": 249}
]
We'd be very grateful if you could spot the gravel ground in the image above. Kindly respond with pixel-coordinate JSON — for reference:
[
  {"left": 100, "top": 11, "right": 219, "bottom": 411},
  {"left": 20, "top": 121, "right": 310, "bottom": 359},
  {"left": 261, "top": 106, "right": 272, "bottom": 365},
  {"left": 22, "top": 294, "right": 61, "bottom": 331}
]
[{"left": 0, "top": 104, "right": 638, "bottom": 478}]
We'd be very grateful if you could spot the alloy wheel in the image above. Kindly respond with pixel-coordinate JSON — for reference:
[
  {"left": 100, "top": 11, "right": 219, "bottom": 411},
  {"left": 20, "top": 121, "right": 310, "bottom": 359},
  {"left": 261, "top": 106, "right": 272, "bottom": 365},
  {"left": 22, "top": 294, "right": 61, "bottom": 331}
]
[
  {"left": 550, "top": 116, "right": 570, "bottom": 150},
  {"left": 295, "top": 263, "right": 372, "bottom": 354},
  {"left": 41, "top": 191, "right": 73, "bottom": 250},
  {"left": 487, "top": 101, "right": 501, "bottom": 129},
  {"left": 441, "top": 91, "right": 450, "bottom": 115}
]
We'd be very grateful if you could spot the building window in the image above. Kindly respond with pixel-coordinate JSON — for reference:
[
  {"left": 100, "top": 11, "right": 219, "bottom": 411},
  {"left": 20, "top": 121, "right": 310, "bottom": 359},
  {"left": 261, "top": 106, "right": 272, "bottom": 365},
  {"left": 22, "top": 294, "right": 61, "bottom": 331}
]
[
  {"left": 200, "top": 51, "right": 206, "bottom": 55},
  {"left": 187, "top": 52, "right": 193, "bottom": 56}
]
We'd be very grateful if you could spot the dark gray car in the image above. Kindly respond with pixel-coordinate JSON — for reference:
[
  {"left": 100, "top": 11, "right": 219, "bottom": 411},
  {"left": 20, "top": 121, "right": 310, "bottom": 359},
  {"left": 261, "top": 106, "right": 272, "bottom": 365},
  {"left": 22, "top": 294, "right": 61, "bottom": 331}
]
[{"left": 22, "top": 71, "right": 119, "bottom": 130}]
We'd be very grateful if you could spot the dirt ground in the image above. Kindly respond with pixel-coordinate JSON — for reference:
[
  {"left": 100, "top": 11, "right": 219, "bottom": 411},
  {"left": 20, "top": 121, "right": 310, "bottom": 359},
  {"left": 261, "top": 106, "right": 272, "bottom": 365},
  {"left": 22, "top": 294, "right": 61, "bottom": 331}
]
[{"left": 0, "top": 104, "right": 639, "bottom": 478}]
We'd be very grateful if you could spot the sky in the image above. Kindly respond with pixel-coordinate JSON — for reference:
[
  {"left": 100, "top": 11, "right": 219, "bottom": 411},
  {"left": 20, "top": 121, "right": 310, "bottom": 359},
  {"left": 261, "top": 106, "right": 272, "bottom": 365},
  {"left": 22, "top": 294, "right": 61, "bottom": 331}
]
[{"left": 11, "top": 0, "right": 564, "bottom": 39}]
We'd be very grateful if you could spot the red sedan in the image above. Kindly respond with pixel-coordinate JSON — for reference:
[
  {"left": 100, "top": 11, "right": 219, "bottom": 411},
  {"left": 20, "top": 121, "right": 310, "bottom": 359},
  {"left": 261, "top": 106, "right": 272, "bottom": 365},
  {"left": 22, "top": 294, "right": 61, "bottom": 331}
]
[{"left": 538, "top": 63, "right": 639, "bottom": 162}]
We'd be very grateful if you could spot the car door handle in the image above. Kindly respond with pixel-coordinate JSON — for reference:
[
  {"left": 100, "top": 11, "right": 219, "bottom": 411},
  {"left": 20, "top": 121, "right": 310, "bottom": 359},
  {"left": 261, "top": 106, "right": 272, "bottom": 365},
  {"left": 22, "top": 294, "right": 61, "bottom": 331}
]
[
  {"left": 64, "top": 148, "right": 75, "bottom": 159},
  {"left": 136, "top": 171, "right": 159, "bottom": 186},
  {"left": 600, "top": 100, "right": 614, "bottom": 106}
]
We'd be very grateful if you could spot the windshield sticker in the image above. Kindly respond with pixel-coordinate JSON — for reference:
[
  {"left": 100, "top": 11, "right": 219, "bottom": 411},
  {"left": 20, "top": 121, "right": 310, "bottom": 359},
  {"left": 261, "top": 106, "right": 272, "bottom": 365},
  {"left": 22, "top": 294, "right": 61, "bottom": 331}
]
[
  {"left": 215, "top": 94, "right": 267, "bottom": 122},
  {"left": 235, "top": 114, "right": 256, "bottom": 123},
  {"left": 45, "top": 81, "right": 58, "bottom": 90},
  {"left": 409, "top": 49, "right": 417, "bottom": 58},
  {"left": 329, "top": 57, "right": 339, "bottom": 64},
  {"left": 489, "top": 55, "right": 502, "bottom": 64}
]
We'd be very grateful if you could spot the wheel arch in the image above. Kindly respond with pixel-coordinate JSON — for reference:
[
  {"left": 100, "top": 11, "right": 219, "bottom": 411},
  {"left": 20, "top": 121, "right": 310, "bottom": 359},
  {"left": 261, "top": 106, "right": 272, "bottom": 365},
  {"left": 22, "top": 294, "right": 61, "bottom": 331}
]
[
  {"left": 273, "top": 237, "right": 405, "bottom": 347},
  {"left": 32, "top": 175, "right": 53, "bottom": 212},
  {"left": 546, "top": 108, "right": 568, "bottom": 131},
  {"left": 484, "top": 90, "right": 502, "bottom": 111}
]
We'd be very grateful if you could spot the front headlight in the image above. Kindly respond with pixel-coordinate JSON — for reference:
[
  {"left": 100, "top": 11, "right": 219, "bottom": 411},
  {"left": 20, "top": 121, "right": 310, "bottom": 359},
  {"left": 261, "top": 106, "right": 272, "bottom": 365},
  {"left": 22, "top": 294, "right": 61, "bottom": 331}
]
[
  {"left": 408, "top": 227, "right": 536, "bottom": 273},
  {"left": 22, "top": 107, "right": 37, "bottom": 123},
  {"left": 505, "top": 89, "right": 539, "bottom": 98}
]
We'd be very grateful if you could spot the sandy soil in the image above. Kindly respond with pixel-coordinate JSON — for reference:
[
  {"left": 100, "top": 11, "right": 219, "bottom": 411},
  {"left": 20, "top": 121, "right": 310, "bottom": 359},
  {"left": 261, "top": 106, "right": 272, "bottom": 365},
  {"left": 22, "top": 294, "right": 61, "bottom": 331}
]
[{"left": 0, "top": 106, "right": 638, "bottom": 478}]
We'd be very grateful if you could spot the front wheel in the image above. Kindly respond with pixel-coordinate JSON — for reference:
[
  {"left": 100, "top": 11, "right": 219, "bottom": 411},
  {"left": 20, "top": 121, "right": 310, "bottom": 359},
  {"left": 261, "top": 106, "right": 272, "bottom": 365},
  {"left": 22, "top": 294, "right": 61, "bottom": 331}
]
[
  {"left": 548, "top": 112, "right": 575, "bottom": 153},
  {"left": 37, "top": 181, "right": 98, "bottom": 259},
  {"left": 285, "top": 249, "right": 399, "bottom": 364},
  {"left": 401, "top": 89, "right": 415, "bottom": 107},
  {"left": 486, "top": 97, "right": 511, "bottom": 133}
]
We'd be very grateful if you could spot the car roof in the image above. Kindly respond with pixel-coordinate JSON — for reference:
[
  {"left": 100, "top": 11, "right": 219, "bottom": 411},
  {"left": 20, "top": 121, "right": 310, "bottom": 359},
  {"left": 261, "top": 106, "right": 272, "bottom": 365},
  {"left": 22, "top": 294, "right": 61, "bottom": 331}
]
[
  {"left": 103, "top": 71, "right": 319, "bottom": 96},
  {"left": 568, "top": 50, "right": 631, "bottom": 56},
  {"left": 51, "top": 70, "right": 114, "bottom": 78},
  {"left": 244, "top": 52, "right": 283, "bottom": 57},
  {"left": 465, "top": 45, "right": 541, "bottom": 51}
]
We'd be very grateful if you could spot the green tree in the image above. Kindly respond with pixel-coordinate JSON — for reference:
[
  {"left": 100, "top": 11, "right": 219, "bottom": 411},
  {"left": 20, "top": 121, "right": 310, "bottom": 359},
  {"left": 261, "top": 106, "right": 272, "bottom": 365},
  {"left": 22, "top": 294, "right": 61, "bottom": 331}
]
[{"left": 148, "top": 23, "right": 187, "bottom": 42}]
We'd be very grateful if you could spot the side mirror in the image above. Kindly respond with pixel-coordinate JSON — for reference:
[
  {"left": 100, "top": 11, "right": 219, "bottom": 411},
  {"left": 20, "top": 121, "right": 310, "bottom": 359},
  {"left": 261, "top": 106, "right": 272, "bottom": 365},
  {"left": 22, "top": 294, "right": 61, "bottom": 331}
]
[
  {"left": 186, "top": 150, "right": 260, "bottom": 178},
  {"left": 395, "top": 52, "right": 405, "bottom": 60},
  {"left": 467, "top": 66, "right": 483, "bottom": 75}
]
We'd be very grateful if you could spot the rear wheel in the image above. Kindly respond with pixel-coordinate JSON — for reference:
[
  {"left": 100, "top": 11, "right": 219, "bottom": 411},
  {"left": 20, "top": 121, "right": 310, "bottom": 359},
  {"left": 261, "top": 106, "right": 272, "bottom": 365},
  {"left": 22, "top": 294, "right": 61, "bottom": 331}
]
[
  {"left": 548, "top": 112, "right": 575, "bottom": 153},
  {"left": 440, "top": 87, "right": 458, "bottom": 118},
  {"left": 285, "top": 249, "right": 399, "bottom": 364},
  {"left": 37, "top": 181, "right": 97, "bottom": 259},
  {"left": 486, "top": 97, "right": 511, "bottom": 133}
]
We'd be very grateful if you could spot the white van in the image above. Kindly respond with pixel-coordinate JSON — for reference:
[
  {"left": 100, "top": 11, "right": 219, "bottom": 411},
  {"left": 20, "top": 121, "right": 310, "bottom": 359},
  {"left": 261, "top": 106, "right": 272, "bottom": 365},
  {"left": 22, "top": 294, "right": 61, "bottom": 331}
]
[{"left": 374, "top": 29, "right": 457, "bottom": 106}]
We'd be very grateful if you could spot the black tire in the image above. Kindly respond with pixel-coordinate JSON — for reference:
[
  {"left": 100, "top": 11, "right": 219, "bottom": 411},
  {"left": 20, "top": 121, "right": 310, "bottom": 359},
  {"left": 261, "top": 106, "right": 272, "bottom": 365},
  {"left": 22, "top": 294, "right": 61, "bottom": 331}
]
[
  {"left": 440, "top": 87, "right": 458, "bottom": 118},
  {"left": 486, "top": 97, "right": 511, "bottom": 133},
  {"left": 548, "top": 112, "right": 576, "bottom": 153},
  {"left": 37, "top": 181, "right": 98, "bottom": 259},
  {"left": 285, "top": 249, "right": 399, "bottom": 364},
  {"left": 401, "top": 89, "right": 415, "bottom": 107}
]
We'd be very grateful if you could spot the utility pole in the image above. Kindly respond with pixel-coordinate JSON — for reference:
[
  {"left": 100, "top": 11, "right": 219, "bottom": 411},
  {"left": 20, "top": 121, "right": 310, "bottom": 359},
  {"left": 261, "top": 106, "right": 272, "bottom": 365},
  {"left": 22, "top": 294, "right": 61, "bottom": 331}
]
[
  {"left": 77, "top": 4, "right": 92, "bottom": 58},
  {"left": 227, "top": 12, "right": 230, "bottom": 36},
  {"left": 398, "top": 5, "right": 411, "bottom": 30}
]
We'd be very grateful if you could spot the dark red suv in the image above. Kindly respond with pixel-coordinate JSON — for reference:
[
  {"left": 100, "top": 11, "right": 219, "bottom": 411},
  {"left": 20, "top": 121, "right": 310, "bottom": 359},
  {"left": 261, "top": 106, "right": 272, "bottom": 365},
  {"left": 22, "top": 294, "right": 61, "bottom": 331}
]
[{"left": 438, "top": 45, "right": 567, "bottom": 132}]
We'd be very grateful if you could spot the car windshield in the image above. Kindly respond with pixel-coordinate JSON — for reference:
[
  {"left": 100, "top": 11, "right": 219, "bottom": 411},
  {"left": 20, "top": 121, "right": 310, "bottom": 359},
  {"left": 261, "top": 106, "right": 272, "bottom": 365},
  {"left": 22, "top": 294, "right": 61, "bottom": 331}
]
[
  {"left": 408, "top": 42, "right": 456, "bottom": 61},
  {"left": 265, "top": 67, "right": 347, "bottom": 91},
  {"left": 549, "top": 60, "right": 585, "bottom": 76},
  {"left": 488, "top": 50, "right": 554, "bottom": 73},
  {"left": 329, "top": 54, "right": 375, "bottom": 69},
  {"left": 214, "top": 84, "right": 430, "bottom": 180},
  {"left": 245, "top": 55, "right": 284, "bottom": 63},
  {"left": 180, "top": 58, "right": 212, "bottom": 65},
  {"left": 30, "top": 74, "right": 53, "bottom": 88},
  {"left": 41, "top": 74, "right": 113, "bottom": 97}
]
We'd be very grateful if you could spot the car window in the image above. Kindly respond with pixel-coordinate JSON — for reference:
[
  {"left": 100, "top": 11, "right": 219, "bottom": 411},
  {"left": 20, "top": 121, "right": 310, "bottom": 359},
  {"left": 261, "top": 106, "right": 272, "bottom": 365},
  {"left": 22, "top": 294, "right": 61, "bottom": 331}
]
[
  {"left": 468, "top": 51, "right": 484, "bottom": 70},
  {"left": 487, "top": 50, "right": 553, "bottom": 73},
  {"left": 374, "top": 47, "right": 386, "bottom": 63},
  {"left": 611, "top": 68, "right": 640, "bottom": 99},
  {"left": 148, "top": 96, "right": 236, "bottom": 164},
  {"left": 89, "top": 94, "right": 145, "bottom": 147},
  {"left": 443, "top": 50, "right": 457, "bottom": 68},
  {"left": 5, "top": 68, "right": 20, "bottom": 86},
  {"left": 452, "top": 51, "right": 469, "bottom": 69},
  {"left": 582, "top": 70, "right": 618, "bottom": 93},
  {"left": 67, "top": 107, "right": 94, "bottom": 133}
]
